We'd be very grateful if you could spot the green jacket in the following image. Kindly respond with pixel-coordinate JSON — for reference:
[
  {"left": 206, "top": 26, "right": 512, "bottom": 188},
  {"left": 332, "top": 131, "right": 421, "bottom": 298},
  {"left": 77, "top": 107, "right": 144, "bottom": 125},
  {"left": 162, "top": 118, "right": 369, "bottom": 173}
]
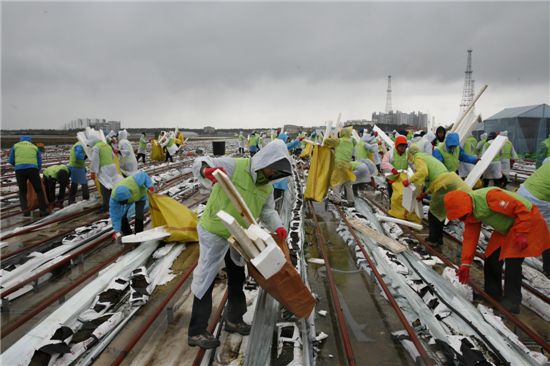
[
  {"left": 95, "top": 141, "right": 114, "bottom": 167},
  {"left": 200, "top": 159, "right": 273, "bottom": 238},
  {"left": 43, "top": 164, "right": 69, "bottom": 179},
  {"left": 470, "top": 187, "right": 532, "bottom": 234},
  {"left": 523, "top": 161, "right": 550, "bottom": 202},
  {"left": 436, "top": 142, "right": 460, "bottom": 172}
]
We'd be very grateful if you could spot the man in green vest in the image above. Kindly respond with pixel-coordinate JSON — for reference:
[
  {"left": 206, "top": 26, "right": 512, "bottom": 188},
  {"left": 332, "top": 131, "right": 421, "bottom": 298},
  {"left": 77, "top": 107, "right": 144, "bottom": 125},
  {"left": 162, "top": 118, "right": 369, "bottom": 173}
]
[
  {"left": 499, "top": 131, "right": 518, "bottom": 188},
  {"left": 433, "top": 132, "right": 478, "bottom": 174},
  {"left": 327, "top": 127, "right": 357, "bottom": 205},
  {"left": 444, "top": 188, "right": 550, "bottom": 313},
  {"left": 8, "top": 135, "right": 49, "bottom": 216},
  {"left": 109, "top": 171, "right": 154, "bottom": 242},
  {"left": 518, "top": 160, "right": 550, "bottom": 277},
  {"left": 68, "top": 141, "right": 89, "bottom": 205},
  {"left": 409, "top": 145, "right": 471, "bottom": 245},
  {"left": 188, "top": 139, "right": 292, "bottom": 349},
  {"left": 475, "top": 132, "right": 488, "bottom": 156},
  {"left": 247, "top": 131, "right": 260, "bottom": 156},
  {"left": 89, "top": 134, "right": 123, "bottom": 212},
  {"left": 459, "top": 134, "right": 478, "bottom": 178},
  {"left": 136, "top": 132, "right": 147, "bottom": 163},
  {"left": 42, "top": 164, "right": 70, "bottom": 209},
  {"left": 535, "top": 134, "right": 550, "bottom": 168}
]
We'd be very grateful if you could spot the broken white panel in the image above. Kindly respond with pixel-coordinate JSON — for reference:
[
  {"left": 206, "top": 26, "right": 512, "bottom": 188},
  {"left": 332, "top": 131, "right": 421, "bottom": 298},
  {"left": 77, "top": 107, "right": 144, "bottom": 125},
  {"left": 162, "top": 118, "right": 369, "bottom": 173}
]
[
  {"left": 121, "top": 226, "right": 171, "bottom": 243},
  {"left": 250, "top": 241, "right": 286, "bottom": 279},
  {"left": 376, "top": 214, "right": 423, "bottom": 231},
  {"left": 373, "top": 125, "right": 394, "bottom": 148},
  {"left": 217, "top": 210, "right": 260, "bottom": 258},
  {"left": 246, "top": 224, "right": 273, "bottom": 252},
  {"left": 322, "top": 120, "right": 333, "bottom": 145},
  {"left": 1, "top": 242, "right": 159, "bottom": 366},
  {"left": 464, "top": 135, "right": 508, "bottom": 188},
  {"left": 441, "top": 267, "right": 473, "bottom": 302}
]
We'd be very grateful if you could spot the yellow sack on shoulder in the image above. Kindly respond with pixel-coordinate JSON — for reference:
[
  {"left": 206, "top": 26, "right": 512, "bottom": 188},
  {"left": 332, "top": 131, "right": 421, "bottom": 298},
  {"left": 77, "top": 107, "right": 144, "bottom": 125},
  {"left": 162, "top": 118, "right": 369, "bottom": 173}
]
[
  {"left": 304, "top": 145, "right": 334, "bottom": 202},
  {"left": 151, "top": 139, "right": 166, "bottom": 161},
  {"left": 148, "top": 191, "right": 198, "bottom": 242}
]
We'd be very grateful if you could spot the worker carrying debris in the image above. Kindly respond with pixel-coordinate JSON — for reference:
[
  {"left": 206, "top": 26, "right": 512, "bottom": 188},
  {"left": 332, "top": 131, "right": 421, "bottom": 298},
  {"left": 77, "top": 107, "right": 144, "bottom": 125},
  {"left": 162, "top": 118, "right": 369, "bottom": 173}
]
[
  {"left": 8, "top": 135, "right": 49, "bottom": 217},
  {"left": 444, "top": 187, "right": 550, "bottom": 314},
  {"left": 327, "top": 127, "right": 357, "bottom": 205},
  {"left": 42, "top": 164, "right": 70, "bottom": 209},
  {"left": 382, "top": 135, "right": 411, "bottom": 219},
  {"left": 480, "top": 132, "right": 503, "bottom": 187},
  {"left": 109, "top": 170, "right": 154, "bottom": 243},
  {"left": 188, "top": 139, "right": 291, "bottom": 349},
  {"left": 89, "top": 132, "right": 123, "bottom": 212}
]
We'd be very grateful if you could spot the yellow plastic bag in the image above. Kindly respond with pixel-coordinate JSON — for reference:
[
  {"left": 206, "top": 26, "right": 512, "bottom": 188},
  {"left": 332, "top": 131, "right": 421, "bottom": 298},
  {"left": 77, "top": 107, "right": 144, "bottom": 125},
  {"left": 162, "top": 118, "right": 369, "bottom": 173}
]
[
  {"left": 388, "top": 172, "right": 421, "bottom": 223},
  {"left": 151, "top": 139, "right": 166, "bottom": 161},
  {"left": 299, "top": 143, "right": 314, "bottom": 159},
  {"left": 304, "top": 145, "right": 334, "bottom": 202},
  {"left": 330, "top": 161, "right": 356, "bottom": 187},
  {"left": 148, "top": 191, "right": 198, "bottom": 242},
  {"left": 428, "top": 172, "right": 472, "bottom": 221}
]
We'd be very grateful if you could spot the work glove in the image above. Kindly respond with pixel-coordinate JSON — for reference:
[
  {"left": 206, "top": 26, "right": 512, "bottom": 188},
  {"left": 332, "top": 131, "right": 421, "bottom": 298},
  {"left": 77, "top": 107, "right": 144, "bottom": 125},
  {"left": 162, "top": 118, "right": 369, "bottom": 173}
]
[
  {"left": 457, "top": 265, "right": 471, "bottom": 284},
  {"left": 391, "top": 168, "right": 399, "bottom": 176},
  {"left": 275, "top": 227, "right": 288, "bottom": 242},
  {"left": 416, "top": 191, "right": 428, "bottom": 202},
  {"left": 112, "top": 232, "right": 122, "bottom": 244},
  {"left": 112, "top": 147, "right": 120, "bottom": 154},
  {"left": 377, "top": 140, "right": 382, "bottom": 145},
  {"left": 203, "top": 167, "right": 226, "bottom": 184},
  {"left": 148, "top": 186, "right": 155, "bottom": 193},
  {"left": 90, "top": 172, "right": 96, "bottom": 180},
  {"left": 402, "top": 179, "right": 410, "bottom": 187},
  {"left": 515, "top": 234, "right": 528, "bottom": 251}
]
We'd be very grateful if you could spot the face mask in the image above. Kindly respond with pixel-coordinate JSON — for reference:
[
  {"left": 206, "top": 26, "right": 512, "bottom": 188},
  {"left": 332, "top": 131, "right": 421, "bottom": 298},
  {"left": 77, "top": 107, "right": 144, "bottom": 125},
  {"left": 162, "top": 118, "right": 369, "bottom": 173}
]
[{"left": 255, "top": 170, "right": 269, "bottom": 185}]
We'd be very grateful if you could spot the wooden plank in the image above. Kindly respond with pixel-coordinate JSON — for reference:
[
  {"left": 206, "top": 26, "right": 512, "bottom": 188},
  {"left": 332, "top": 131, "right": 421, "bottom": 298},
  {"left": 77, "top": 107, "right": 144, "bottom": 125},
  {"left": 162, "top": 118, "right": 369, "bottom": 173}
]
[
  {"left": 348, "top": 217, "right": 407, "bottom": 253},
  {"left": 464, "top": 135, "right": 507, "bottom": 188},
  {"left": 213, "top": 169, "right": 257, "bottom": 225}
]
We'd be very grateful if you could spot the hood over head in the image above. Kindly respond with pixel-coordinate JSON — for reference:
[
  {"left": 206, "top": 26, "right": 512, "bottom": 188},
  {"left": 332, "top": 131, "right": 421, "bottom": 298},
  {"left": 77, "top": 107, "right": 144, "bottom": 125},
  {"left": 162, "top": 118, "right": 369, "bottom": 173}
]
[
  {"left": 106, "top": 130, "right": 117, "bottom": 139},
  {"left": 436, "top": 126, "right": 447, "bottom": 142},
  {"left": 340, "top": 127, "right": 353, "bottom": 138},
  {"left": 118, "top": 130, "right": 128, "bottom": 140},
  {"left": 251, "top": 139, "right": 292, "bottom": 183},
  {"left": 445, "top": 132, "right": 460, "bottom": 148},
  {"left": 277, "top": 132, "right": 289, "bottom": 142},
  {"left": 113, "top": 185, "right": 131, "bottom": 202},
  {"left": 395, "top": 135, "right": 408, "bottom": 147},
  {"left": 444, "top": 191, "right": 473, "bottom": 220},
  {"left": 408, "top": 144, "right": 420, "bottom": 157},
  {"left": 20, "top": 135, "right": 32, "bottom": 142}
]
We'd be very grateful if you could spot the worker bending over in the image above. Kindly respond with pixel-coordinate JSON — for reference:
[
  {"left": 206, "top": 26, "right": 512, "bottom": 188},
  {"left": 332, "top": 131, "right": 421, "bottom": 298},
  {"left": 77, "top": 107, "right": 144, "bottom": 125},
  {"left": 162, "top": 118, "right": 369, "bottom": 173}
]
[
  {"left": 444, "top": 187, "right": 550, "bottom": 313},
  {"left": 43, "top": 164, "right": 70, "bottom": 209}
]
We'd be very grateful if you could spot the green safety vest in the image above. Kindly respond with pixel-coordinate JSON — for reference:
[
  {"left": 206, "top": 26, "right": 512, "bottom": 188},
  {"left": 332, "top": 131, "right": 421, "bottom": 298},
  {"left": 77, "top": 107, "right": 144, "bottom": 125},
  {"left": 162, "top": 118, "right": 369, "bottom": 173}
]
[
  {"left": 111, "top": 175, "right": 147, "bottom": 204},
  {"left": 355, "top": 141, "right": 372, "bottom": 161},
  {"left": 501, "top": 140, "right": 514, "bottom": 159},
  {"left": 69, "top": 142, "right": 85, "bottom": 169},
  {"left": 13, "top": 141, "right": 38, "bottom": 166},
  {"left": 95, "top": 141, "right": 114, "bottom": 167},
  {"left": 335, "top": 137, "right": 354, "bottom": 162},
  {"left": 43, "top": 165, "right": 69, "bottom": 179},
  {"left": 200, "top": 159, "right": 273, "bottom": 239},
  {"left": 139, "top": 136, "right": 147, "bottom": 149},
  {"left": 248, "top": 135, "right": 259, "bottom": 147},
  {"left": 166, "top": 137, "right": 174, "bottom": 148},
  {"left": 436, "top": 142, "right": 460, "bottom": 172},
  {"left": 476, "top": 138, "right": 487, "bottom": 155},
  {"left": 464, "top": 136, "right": 477, "bottom": 156},
  {"left": 470, "top": 187, "right": 532, "bottom": 235},
  {"left": 543, "top": 138, "right": 550, "bottom": 158},
  {"left": 416, "top": 152, "right": 448, "bottom": 187},
  {"left": 389, "top": 148, "right": 408, "bottom": 180},
  {"left": 523, "top": 161, "right": 550, "bottom": 202}
]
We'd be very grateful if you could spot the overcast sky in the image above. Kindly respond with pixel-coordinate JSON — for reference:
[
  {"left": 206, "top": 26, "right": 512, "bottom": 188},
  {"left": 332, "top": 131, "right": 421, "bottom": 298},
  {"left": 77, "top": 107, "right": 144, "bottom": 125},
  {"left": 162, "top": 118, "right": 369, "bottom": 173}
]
[{"left": 2, "top": 1, "right": 549, "bottom": 131}]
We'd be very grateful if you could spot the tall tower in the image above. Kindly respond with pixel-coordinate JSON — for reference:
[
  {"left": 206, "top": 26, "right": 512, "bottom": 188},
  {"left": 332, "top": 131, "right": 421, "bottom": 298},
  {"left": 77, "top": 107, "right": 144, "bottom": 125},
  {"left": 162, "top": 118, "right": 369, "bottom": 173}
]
[
  {"left": 459, "top": 49, "right": 474, "bottom": 111},
  {"left": 385, "top": 75, "right": 393, "bottom": 113}
]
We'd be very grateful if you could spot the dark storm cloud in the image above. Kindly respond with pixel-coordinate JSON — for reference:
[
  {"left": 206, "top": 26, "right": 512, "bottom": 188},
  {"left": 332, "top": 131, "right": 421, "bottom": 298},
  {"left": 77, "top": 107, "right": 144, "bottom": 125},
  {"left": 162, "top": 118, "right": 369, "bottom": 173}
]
[{"left": 2, "top": 1, "right": 549, "bottom": 129}]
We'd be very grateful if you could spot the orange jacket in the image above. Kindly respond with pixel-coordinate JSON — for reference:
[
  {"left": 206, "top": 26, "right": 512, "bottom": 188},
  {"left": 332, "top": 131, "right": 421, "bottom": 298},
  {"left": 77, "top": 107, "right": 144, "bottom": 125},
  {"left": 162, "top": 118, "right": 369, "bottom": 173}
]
[{"left": 445, "top": 189, "right": 550, "bottom": 265}]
